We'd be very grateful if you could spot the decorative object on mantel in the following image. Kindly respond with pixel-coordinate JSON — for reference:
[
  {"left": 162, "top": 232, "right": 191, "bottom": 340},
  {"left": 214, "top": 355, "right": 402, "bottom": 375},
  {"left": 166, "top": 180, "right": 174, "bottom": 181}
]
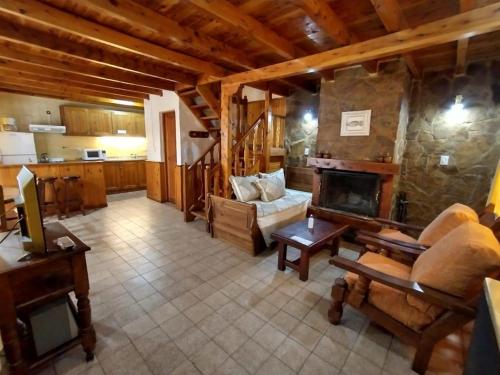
[
  {"left": 323, "top": 152, "right": 331, "bottom": 159},
  {"left": 315, "top": 152, "right": 324, "bottom": 158},
  {"left": 340, "top": 110, "right": 371, "bottom": 136}
]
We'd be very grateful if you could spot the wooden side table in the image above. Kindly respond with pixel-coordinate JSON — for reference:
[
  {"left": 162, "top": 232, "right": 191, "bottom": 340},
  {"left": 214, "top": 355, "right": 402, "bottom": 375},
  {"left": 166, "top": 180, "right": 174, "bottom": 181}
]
[
  {"left": 0, "top": 222, "right": 95, "bottom": 374},
  {"left": 271, "top": 218, "right": 349, "bottom": 281}
]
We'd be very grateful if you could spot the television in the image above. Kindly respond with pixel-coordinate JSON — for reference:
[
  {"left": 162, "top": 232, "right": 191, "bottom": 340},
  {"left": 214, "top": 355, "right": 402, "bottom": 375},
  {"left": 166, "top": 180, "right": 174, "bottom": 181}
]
[{"left": 15, "top": 166, "right": 46, "bottom": 254}]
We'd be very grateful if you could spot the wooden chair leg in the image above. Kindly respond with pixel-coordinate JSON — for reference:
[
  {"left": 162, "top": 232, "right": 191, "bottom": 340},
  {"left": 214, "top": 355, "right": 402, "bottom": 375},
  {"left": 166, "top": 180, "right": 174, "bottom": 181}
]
[
  {"left": 412, "top": 339, "right": 435, "bottom": 375},
  {"left": 328, "top": 278, "right": 347, "bottom": 325},
  {"left": 79, "top": 182, "right": 86, "bottom": 216},
  {"left": 51, "top": 182, "right": 63, "bottom": 220}
]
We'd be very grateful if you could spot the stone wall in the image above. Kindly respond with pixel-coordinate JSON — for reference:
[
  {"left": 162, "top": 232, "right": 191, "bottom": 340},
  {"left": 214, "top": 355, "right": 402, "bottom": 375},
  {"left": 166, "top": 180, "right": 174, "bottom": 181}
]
[
  {"left": 284, "top": 90, "right": 320, "bottom": 167},
  {"left": 400, "top": 61, "right": 500, "bottom": 225},
  {"left": 317, "top": 62, "right": 411, "bottom": 162}
]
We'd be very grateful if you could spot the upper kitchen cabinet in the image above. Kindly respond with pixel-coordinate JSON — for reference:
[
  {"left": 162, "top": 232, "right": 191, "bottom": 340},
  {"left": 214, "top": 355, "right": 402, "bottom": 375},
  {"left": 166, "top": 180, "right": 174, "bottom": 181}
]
[
  {"left": 88, "top": 109, "right": 113, "bottom": 136},
  {"left": 111, "top": 111, "right": 136, "bottom": 136},
  {"left": 60, "top": 106, "right": 90, "bottom": 136},
  {"left": 60, "top": 106, "right": 145, "bottom": 137}
]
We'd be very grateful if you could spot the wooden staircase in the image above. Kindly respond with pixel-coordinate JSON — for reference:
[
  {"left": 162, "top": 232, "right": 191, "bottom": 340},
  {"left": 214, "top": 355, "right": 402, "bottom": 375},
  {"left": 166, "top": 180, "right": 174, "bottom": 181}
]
[{"left": 177, "top": 83, "right": 221, "bottom": 136}]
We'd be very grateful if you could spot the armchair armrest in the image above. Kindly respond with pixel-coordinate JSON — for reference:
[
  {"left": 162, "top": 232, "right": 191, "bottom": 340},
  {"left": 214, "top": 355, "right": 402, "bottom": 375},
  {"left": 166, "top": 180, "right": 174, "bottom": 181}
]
[
  {"left": 372, "top": 218, "right": 425, "bottom": 233},
  {"left": 357, "top": 230, "right": 429, "bottom": 251},
  {"left": 356, "top": 233, "right": 425, "bottom": 259},
  {"left": 330, "top": 256, "right": 475, "bottom": 317}
]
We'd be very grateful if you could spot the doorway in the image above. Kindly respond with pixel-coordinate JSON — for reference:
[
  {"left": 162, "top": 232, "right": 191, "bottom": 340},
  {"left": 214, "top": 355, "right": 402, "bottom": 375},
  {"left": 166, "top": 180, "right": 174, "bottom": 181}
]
[{"left": 162, "top": 111, "right": 177, "bottom": 203}]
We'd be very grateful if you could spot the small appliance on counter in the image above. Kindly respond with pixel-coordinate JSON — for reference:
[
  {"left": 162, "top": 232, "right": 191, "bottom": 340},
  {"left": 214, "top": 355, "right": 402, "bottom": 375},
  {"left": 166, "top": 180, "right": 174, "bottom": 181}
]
[
  {"left": 0, "top": 117, "right": 17, "bottom": 132},
  {"left": 0, "top": 132, "right": 38, "bottom": 164},
  {"left": 82, "top": 149, "right": 106, "bottom": 161},
  {"left": 40, "top": 153, "right": 49, "bottom": 163}
]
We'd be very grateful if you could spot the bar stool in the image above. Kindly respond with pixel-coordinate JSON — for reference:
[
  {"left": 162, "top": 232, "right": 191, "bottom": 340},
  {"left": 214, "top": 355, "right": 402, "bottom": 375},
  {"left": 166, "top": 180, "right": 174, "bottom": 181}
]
[
  {"left": 61, "top": 176, "right": 85, "bottom": 218},
  {"left": 37, "top": 176, "right": 62, "bottom": 220}
]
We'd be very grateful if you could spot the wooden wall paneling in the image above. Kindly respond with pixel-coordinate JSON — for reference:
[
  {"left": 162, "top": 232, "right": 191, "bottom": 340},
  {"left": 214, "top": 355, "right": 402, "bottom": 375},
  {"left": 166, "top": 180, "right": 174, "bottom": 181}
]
[
  {"left": 137, "top": 160, "right": 146, "bottom": 188},
  {"left": 285, "top": 166, "right": 313, "bottom": 192},
  {"left": 175, "top": 165, "right": 183, "bottom": 211},
  {"left": 146, "top": 161, "right": 167, "bottom": 202}
]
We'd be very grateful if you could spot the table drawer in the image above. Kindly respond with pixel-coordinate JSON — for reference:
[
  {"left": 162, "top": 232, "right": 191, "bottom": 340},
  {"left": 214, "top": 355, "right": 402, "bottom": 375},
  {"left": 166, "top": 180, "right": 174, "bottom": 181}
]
[{"left": 10, "top": 258, "right": 74, "bottom": 305}]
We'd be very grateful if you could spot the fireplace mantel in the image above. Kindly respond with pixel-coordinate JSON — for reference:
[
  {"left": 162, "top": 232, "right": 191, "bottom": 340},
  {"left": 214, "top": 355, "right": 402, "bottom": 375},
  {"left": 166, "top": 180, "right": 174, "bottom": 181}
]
[
  {"left": 306, "top": 157, "right": 400, "bottom": 175},
  {"left": 307, "top": 157, "right": 400, "bottom": 219}
]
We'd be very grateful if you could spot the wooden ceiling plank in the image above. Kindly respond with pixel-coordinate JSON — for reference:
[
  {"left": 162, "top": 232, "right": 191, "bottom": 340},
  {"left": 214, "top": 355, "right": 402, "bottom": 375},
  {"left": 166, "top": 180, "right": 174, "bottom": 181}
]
[
  {"left": 0, "top": 44, "right": 176, "bottom": 90},
  {"left": 0, "top": 68, "right": 148, "bottom": 99},
  {"left": 456, "top": 0, "right": 475, "bottom": 75},
  {"left": 0, "top": 86, "right": 144, "bottom": 108},
  {"left": 298, "top": 0, "right": 379, "bottom": 74},
  {"left": 0, "top": 18, "right": 197, "bottom": 85},
  {"left": 189, "top": 0, "right": 300, "bottom": 60},
  {"left": 80, "top": 0, "right": 257, "bottom": 70},
  {"left": 0, "top": 58, "right": 162, "bottom": 95},
  {"left": 0, "top": 0, "right": 227, "bottom": 78},
  {"left": 218, "top": 3, "right": 500, "bottom": 85},
  {"left": 0, "top": 76, "right": 148, "bottom": 102},
  {"left": 369, "top": 0, "right": 422, "bottom": 77}
]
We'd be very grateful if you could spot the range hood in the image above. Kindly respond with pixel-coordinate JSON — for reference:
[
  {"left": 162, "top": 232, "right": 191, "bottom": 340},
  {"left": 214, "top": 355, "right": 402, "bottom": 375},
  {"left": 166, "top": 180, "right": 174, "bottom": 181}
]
[{"left": 29, "top": 124, "right": 66, "bottom": 134}]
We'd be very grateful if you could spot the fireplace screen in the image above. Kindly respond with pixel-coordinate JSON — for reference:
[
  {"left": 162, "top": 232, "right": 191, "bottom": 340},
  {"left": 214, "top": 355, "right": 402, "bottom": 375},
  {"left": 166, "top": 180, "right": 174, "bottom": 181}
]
[{"left": 319, "top": 170, "right": 381, "bottom": 217}]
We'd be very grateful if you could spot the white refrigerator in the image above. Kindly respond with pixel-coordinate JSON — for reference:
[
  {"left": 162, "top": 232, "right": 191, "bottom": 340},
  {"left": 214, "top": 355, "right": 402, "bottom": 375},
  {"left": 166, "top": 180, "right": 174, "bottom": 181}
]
[{"left": 0, "top": 132, "right": 38, "bottom": 164}]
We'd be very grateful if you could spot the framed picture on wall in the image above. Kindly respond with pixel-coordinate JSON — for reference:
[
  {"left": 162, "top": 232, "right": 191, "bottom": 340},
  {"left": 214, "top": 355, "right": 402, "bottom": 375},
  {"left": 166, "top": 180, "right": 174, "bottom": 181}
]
[{"left": 340, "top": 110, "right": 371, "bottom": 136}]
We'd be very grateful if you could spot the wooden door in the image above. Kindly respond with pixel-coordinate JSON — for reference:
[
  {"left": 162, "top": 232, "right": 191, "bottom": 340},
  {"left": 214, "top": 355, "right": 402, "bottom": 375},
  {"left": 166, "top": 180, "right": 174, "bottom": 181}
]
[
  {"left": 103, "top": 162, "right": 122, "bottom": 193},
  {"left": 163, "top": 111, "right": 177, "bottom": 203},
  {"left": 119, "top": 161, "right": 139, "bottom": 189},
  {"left": 111, "top": 111, "right": 135, "bottom": 136},
  {"left": 60, "top": 106, "right": 90, "bottom": 135},
  {"left": 134, "top": 113, "right": 146, "bottom": 137},
  {"left": 137, "top": 161, "right": 146, "bottom": 188},
  {"left": 88, "top": 109, "right": 112, "bottom": 136}
]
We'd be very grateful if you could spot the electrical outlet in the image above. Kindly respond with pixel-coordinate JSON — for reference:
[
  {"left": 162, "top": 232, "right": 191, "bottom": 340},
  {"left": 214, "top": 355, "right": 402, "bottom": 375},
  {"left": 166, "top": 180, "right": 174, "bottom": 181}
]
[
  {"left": 440, "top": 155, "right": 449, "bottom": 166},
  {"left": 304, "top": 147, "right": 310, "bottom": 156}
]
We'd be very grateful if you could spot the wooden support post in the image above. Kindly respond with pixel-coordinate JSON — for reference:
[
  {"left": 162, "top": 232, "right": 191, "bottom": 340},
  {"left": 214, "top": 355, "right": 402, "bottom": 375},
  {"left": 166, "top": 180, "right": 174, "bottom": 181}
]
[
  {"left": 220, "top": 82, "right": 240, "bottom": 198},
  {"left": 262, "top": 87, "right": 272, "bottom": 172}
]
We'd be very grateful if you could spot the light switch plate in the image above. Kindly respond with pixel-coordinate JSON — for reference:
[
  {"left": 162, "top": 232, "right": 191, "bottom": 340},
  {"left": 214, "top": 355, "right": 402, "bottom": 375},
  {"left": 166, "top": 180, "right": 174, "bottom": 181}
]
[
  {"left": 440, "top": 155, "right": 449, "bottom": 166},
  {"left": 304, "top": 147, "right": 310, "bottom": 156}
]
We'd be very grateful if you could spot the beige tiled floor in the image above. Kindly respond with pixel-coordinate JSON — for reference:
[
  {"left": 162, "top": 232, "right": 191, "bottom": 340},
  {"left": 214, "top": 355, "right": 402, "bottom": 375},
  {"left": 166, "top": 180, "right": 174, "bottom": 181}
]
[{"left": 0, "top": 192, "right": 468, "bottom": 375}]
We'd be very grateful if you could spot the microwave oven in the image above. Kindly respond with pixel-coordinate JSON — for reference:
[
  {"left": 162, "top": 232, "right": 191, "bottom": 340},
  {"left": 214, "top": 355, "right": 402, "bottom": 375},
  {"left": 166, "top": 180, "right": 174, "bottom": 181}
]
[{"left": 82, "top": 149, "right": 106, "bottom": 161}]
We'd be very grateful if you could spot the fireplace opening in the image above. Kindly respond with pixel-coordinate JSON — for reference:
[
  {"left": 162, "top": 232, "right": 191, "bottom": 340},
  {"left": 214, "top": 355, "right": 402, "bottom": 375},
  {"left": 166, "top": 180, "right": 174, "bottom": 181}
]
[{"left": 319, "top": 170, "right": 381, "bottom": 217}]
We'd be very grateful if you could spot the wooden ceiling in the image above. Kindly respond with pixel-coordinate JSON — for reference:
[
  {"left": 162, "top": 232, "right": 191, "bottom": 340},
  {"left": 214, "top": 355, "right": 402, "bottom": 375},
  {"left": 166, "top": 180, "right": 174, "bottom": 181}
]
[{"left": 0, "top": 0, "right": 499, "bottom": 107}]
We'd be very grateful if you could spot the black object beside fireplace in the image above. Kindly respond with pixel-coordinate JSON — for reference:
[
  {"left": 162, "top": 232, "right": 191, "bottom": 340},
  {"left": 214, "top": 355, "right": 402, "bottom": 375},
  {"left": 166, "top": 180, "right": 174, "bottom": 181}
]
[{"left": 319, "top": 170, "right": 381, "bottom": 217}]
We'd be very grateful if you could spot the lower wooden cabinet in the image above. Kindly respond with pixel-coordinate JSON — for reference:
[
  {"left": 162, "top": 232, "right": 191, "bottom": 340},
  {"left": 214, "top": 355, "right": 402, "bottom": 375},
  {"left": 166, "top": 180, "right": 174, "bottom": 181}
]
[{"left": 103, "top": 160, "right": 146, "bottom": 193}]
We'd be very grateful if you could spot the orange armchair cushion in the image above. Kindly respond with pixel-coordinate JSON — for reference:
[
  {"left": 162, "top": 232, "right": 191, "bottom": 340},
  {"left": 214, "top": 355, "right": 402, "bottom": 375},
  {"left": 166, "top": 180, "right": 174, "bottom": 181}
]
[
  {"left": 417, "top": 203, "right": 478, "bottom": 246},
  {"left": 345, "top": 252, "right": 441, "bottom": 331},
  {"left": 409, "top": 222, "right": 500, "bottom": 312}
]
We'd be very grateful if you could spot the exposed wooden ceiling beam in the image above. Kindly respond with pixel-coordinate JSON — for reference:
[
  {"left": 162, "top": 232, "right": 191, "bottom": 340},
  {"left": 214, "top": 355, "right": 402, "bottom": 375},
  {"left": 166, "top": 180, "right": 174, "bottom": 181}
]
[
  {"left": 456, "top": 0, "right": 475, "bottom": 75},
  {"left": 0, "top": 18, "right": 197, "bottom": 85},
  {"left": 0, "top": 75, "right": 148, "bottom": 102},
  {"left": 0, "top": 0, "right": 227, "bottom": 78},
  {"left": 0, "top": 87, "right": 144, "bottom": 108},
  {"left": 369, "top": 0, "right": 422, "bottom": 77},
  {"left": 189, "top": 0, "right": 302, "bottom": 60},
  {"left": 77, "top": 0, "right": 256, "bottom": 70},
  {"left": 0, "top": 58, "right": 162, "bottom": 96},
  {"left": 0, "top": 68, "right": 149, "bottom": 100},
  {"left": 219, "top": 3, "right": 500, "bottom": 85},
  {"left": 298, "top": 0, "right": 378, "bottom": 73},
  {"left": 0, "top": 43, "right": 176, "bottom": 90}
]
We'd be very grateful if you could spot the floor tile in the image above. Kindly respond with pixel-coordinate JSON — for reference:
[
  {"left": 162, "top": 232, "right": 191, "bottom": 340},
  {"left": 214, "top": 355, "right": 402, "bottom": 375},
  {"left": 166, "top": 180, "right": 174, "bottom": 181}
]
[
  {"left": 160, "top": 314, "right": 194, "bottom": 339},
  {"left": 213, "top": 325, "right": 249, "bottom": 355},
  {"left": 174, "top": 326, "right": 210, "bottom": 357},
  {"left": 274, "top": 337, "right": 310, "bottom": 371},
  {"left": 253, "top": 323, "right": 286, "bottom": 352},
  {"left": 232, "top": 339, "right": 270, "bottom": 374},
  {"left": 191, "top": 341, "right": 228, "bottom": 375},
  {"left": 233, "top": 311, "right": 266, "bottom": 337},
  {"left": 256, "top": 356, "right": 295, "bottom": 375}
]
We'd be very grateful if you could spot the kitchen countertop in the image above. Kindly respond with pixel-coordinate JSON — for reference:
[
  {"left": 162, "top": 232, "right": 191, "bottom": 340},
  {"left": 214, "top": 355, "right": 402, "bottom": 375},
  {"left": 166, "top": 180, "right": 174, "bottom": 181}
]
[{"left": 0, "top": 157, "right": 147, "bottom": 167}]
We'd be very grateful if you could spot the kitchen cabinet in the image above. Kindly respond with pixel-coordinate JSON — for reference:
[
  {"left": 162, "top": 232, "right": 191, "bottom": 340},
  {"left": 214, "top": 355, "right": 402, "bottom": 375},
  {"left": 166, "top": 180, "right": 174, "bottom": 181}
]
[
  {"left": 60, "top": 106, "right": 145, "bottom": 137},
  {"left": 60, "top": 106, "right": 90, "bottom": 136},
  {"left": 88, "top": 109, "right": 113, "bottom": 136},
  {"left": 103, "top": 160, "right": 146, "bottom": 193}
]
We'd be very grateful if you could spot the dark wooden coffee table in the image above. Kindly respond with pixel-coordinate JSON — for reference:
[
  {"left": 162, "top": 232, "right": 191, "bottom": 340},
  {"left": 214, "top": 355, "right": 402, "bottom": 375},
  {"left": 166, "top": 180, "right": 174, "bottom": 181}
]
[{"left": 271, "top": 218, "right": 349, "bottom": 281}]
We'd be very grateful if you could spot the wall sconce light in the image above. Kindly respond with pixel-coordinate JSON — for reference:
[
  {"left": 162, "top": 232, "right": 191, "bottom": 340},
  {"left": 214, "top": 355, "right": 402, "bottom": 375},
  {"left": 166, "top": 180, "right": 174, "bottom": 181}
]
[
  {"left": 446, "top": 95, "right": 466, "bottom": 124},
  {"left": 303, "top": 111, "right": 313, "bottom": 122}
]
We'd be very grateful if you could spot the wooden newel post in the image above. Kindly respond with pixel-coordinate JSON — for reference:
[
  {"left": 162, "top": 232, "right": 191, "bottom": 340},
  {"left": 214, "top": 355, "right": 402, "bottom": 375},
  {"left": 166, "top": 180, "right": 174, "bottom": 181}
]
[{"left": 220, "top": 82, "right": 240, "bottom": 198}]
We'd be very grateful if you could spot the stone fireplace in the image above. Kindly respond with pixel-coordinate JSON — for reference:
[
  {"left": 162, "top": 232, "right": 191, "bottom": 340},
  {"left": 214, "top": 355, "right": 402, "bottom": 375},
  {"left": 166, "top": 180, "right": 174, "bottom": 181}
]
[
  {"left": 308, "top": 157, "right": 399, "bottom": 218},
  {"left": 319, "top": 170, "right": 381, "bottom": 217}
]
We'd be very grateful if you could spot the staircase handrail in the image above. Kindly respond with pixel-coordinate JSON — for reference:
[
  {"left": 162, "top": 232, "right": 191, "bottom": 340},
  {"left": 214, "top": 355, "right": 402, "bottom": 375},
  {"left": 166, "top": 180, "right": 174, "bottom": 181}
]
[
  {"left": 232, "top": 112, "right": 265, "bottom": 152},
  {"left": 188, "top": 138, "right": 220, "bottom": 171}
]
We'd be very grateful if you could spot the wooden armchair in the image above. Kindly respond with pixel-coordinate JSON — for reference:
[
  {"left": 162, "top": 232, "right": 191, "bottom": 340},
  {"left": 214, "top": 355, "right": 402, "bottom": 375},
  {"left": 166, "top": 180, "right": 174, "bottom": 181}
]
[{"left": 329, "top": 221, "right": 500, "bottom": 374}]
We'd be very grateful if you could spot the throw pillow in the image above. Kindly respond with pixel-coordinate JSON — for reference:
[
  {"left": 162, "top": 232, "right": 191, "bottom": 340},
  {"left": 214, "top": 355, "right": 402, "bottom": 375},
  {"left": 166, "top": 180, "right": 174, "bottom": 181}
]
[
  {"left": 229, "top": 175, "right": 260, "bottom": 202},
  {"left": 260, "top": 168, "right": 285, "bottom": 187},
  {"left": 253, "top": 175, "right": 286, "bottom": 202}
]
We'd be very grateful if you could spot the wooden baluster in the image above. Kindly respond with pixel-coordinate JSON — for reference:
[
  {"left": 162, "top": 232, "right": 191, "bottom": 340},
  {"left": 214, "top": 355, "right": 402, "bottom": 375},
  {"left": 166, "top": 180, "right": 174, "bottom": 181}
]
[
  {"left": 234, "top": 145, "right": 240, "bottom": 176},
  {"left": 200, "top": 158, "right": 205, "bottom": 204},
  {"left": 204, "top": 165, "right": 211, "bottom": 202},
  {"left": 213, "top": 166, "right": 220, "bottom": 196},
  {"left": 209, "top": 147, "right": 214, "bottom": 169},
  {"left": 244, "top": 137, "right": 250, "bottom": 176}
]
